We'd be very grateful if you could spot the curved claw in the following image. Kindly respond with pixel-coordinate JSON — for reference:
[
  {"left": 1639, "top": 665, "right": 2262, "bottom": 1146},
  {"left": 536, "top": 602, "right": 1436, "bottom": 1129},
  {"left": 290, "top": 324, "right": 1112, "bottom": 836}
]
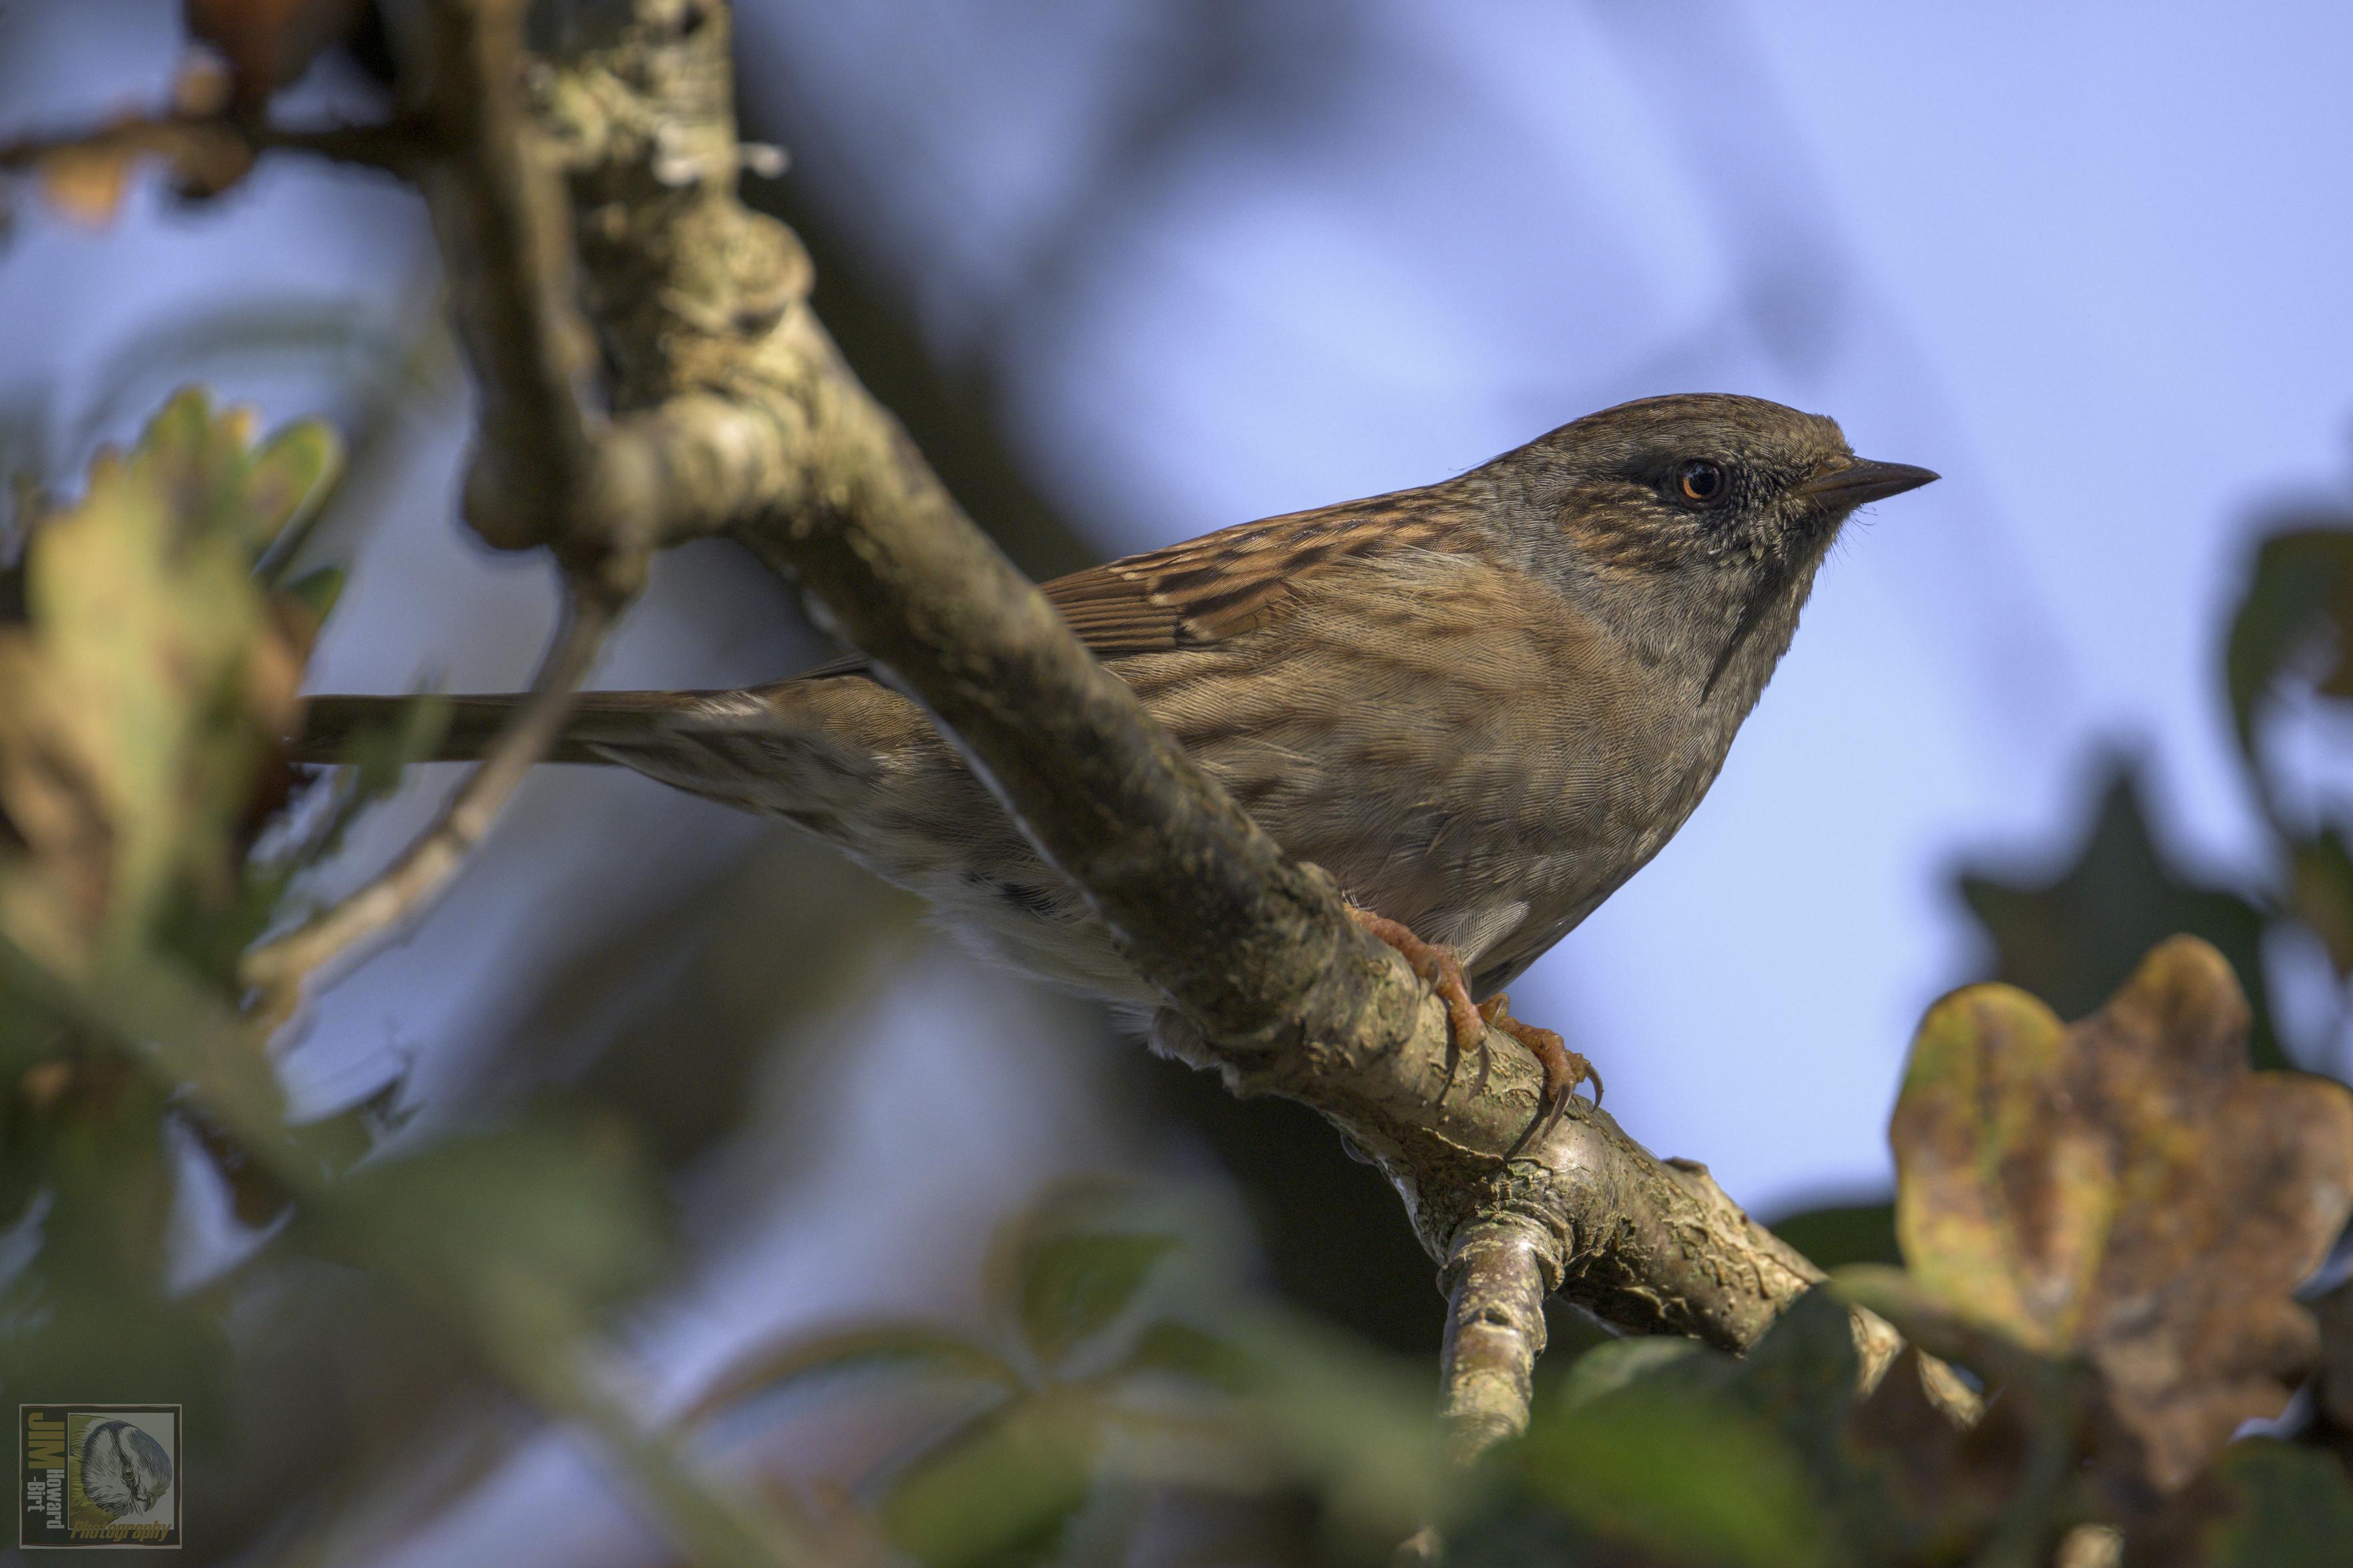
[
  {"left": 1482, "top": 992, "right": 1600, "bottom": 1154},
  {"left": 1344, "top": 909, "right": 1600, "bottom": 1146}
]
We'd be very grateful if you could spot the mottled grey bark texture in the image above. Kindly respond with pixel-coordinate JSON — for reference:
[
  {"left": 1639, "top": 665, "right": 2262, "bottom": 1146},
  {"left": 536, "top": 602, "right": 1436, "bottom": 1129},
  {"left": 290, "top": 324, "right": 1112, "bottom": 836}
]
[{"left": 440, "top": 0, "right": 1951, "bottom": 1451}]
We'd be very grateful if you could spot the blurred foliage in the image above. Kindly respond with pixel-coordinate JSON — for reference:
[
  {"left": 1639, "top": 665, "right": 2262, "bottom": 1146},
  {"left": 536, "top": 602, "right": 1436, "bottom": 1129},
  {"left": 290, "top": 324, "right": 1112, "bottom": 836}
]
[
  {"left": 1890, "top": 937, "right": 2352, "bottom": 1495},
  {"left": 1959, "top": 769, "right": 2283, "bottom": 1072},
  {"left": 0, "top": 389, "right": 819, "bottom": 1567},
  {"left": 1768, "top": 1198, "right": 1902, "bottom": 1272},
  {"left": 685, "top": 1177, "right": 1443, "bottom": 1568},
  {"left": 1957, "top": 496, "right": 2353, "bottom": 1081},
  {"left": 1770, "top": 487, "right": 2353, "bottom": 1327},
  {"left": 10, "top": 13, "right": 2353, "bottom": 1546},
  {"left": 736, "top": 941, "right": 2353, "bottom": 1567}
]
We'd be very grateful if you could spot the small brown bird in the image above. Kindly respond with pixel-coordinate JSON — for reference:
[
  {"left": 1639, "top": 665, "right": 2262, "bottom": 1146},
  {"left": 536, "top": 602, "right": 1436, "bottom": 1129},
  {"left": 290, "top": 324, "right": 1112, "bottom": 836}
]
[{"left": 302, "top": 394, "right": 1933, "bottom": 1123}]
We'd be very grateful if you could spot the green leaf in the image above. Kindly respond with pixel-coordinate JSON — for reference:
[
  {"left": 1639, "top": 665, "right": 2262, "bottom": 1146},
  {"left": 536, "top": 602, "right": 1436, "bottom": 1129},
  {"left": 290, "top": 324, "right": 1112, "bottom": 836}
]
[
  {"left": 237, "top": 419, "right": 342, "bottom": 556},
  {"left": 129, "top": 387, "right": 227, "bottom": 532},
  {"left": 1768, "top": 1198, "right": 1901, "bottom": 1269},
  {"left": 1957, "top": 761, "right": 2284, "bottom": 1069},
  {"left": 2288, "top": 826, "right": 2353, "bottom": 978},
  {"left": 1017, "top": 1231, "right": 1178, "bottom": 1370},
  {"left": 0, "top": 1070, "right": 231, "bottom": 1415},
  {"left": 1507, "top": 1367, "right": 1841, "bottom": 1568},
  {"left": 0, "top": 387, "right": 338, "bottom": 980},
  {"left": 0, "top": 448, "right": 267, "bottom": 971},
  {"left": 1522, "top": 1291, "right": 1861, "bottom": 1565},
  {"left": 680, "top": 1323, "right": 1022, "bottom": 1429},
  {"left": 879, "top": 1391, "right": 1101, "bottom": 1568},
  {"left": 278, "top": 564, "right": 345, "bottom": 626},
  {"left": 1214, "top": 1313, "right": 1448, "bottom": 1553},
  {"left": 1114, "top": 1321, "right": 1256, "bottom": 1392},
  {"left": 2224, "top": 520, "right": 2353, "bottom": 763},
  {"left": 1729, "top": 1289, "right": 1864, "bottom": 1483},
  {"left": 1555, "top": 1335, "right": 1707, "bottom": 1411},
  {"left": 305, "top": 1114, "right": 668, "bottom": 1338},
  {"left": 338, "top": 692, "right": 454, "bottom": 802},
  {"left": 978, "top": 1177, "right": 1192, "bottom": 1371},
  {"left": 2180, "top": 1439, "right": 2353, "bottom": 1567}
]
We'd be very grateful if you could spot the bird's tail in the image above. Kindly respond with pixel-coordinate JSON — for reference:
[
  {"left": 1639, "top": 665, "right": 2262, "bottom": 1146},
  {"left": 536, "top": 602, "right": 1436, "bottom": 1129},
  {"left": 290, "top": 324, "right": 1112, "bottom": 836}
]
[{"left": 293, "top": 689, "right": 711, "bottom": 766}]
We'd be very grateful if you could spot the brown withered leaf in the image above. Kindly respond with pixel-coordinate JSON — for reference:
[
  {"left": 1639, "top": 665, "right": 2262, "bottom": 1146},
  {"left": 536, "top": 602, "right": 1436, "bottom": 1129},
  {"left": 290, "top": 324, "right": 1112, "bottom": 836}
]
[{"left": 1891, "top": 936, "right": 2353, "bottom": 1491}]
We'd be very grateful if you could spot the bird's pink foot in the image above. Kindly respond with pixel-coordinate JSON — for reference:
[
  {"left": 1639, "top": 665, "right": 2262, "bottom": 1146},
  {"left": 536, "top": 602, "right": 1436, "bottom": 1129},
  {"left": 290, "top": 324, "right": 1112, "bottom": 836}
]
[
  {"left": 1346, "top": 907, "right": 1599, "bottom": 1144},
  {"left": 1346, "top": 906, "right": 1489, "bottom": 1094},
  {"left": 1479, "top": 992, "right": 1600, "bottom": 1150}
]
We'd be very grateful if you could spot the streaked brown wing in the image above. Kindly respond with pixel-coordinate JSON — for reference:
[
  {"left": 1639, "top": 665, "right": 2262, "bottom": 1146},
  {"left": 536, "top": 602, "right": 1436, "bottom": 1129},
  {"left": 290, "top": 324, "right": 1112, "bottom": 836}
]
[
  {"left": 1045, "top": 495, "right": 1463, "bottom": 656},
  {"left": 797, "top": 492, "right": 1458, "bottom": 678}
]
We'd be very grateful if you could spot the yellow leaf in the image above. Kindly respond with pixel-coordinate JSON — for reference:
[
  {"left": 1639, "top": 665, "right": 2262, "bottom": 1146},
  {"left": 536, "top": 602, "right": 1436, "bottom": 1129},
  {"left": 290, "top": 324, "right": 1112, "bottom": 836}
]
[{"left": 0, "top": 392, "right": 336, "bottom": 978}]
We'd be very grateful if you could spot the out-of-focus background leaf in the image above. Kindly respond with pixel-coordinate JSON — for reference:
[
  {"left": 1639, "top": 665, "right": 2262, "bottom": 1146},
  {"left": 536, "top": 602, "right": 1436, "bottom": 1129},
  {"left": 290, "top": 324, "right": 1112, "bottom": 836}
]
[{"left": 1957, "top": 766, "right": 2284, "bottom": 1072}]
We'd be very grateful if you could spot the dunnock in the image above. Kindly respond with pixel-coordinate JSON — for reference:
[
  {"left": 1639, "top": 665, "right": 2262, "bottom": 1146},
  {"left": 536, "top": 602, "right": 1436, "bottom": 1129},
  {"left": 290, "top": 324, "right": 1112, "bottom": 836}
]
[{"left": 301, "top": 394, "right": 1935, "bottom": 1125}]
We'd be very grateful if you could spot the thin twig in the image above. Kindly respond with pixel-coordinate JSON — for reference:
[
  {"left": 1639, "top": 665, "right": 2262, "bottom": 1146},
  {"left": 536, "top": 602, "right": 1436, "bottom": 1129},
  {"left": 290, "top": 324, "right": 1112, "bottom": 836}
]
[
  {"left": 241, "top": 578, "right": 618, "bottom": 1008},
  {"left": 239, "top": 0, "right": 641, "bottom": 1017},
  {"left": 0, "top": 111, "right": 426, "bottom": 186},
  {"left": 253, "top": 119, "right": 434, "bottom": 174}
]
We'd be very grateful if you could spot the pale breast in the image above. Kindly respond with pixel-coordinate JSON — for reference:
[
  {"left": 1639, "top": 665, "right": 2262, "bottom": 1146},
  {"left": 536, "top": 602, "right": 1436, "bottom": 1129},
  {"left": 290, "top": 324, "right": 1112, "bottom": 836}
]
[{"left": 1113, "top": 549, "right": 1696, "bottom": 988}]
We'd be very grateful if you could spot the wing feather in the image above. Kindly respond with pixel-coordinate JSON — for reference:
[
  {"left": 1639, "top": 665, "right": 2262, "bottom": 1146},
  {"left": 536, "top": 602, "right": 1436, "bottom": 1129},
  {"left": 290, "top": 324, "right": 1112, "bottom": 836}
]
[{"left": 803, "top": 493, "right": 1460, "bottom": 677}]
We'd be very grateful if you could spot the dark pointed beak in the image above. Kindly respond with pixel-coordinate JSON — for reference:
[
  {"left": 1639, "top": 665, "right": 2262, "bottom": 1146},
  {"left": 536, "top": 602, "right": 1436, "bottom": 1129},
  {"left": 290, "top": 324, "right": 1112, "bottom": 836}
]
[{"left": 1795, "top": 458, "right": 1939, "bottom": 508}]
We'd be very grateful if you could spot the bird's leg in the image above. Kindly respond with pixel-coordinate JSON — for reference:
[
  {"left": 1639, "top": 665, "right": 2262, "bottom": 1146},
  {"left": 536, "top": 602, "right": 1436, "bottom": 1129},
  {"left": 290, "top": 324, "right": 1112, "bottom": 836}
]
[
  {"left": 1480, "top": 992, "right": 1601, "bottom": 1152},
  {"left": 1344, "top": 910, "right": 1600, "bottom": 1142},
  {"left": 1346, "top": 906, "right": 1488, "bottom": 1097}
]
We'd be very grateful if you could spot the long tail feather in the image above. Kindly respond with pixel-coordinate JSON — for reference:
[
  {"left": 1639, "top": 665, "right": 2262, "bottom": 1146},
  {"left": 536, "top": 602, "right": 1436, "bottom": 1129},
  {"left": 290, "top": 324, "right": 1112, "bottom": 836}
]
[{"left": 294, "top": 690, "right": 713, "bottom": 766}]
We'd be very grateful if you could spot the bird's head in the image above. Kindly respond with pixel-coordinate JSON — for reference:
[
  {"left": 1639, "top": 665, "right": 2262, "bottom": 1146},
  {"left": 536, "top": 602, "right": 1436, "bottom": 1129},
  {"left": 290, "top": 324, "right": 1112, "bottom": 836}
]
[{"left": 1477, "top": 392, "right": 1937, "bottom": 704}]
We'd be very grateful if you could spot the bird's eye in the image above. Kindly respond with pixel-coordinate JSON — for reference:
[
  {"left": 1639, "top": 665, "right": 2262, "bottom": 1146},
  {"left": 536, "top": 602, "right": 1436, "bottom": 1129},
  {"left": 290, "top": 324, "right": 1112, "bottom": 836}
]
[{"left": 1676, "top": 460, "right": 1726, "bottom": 505}]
